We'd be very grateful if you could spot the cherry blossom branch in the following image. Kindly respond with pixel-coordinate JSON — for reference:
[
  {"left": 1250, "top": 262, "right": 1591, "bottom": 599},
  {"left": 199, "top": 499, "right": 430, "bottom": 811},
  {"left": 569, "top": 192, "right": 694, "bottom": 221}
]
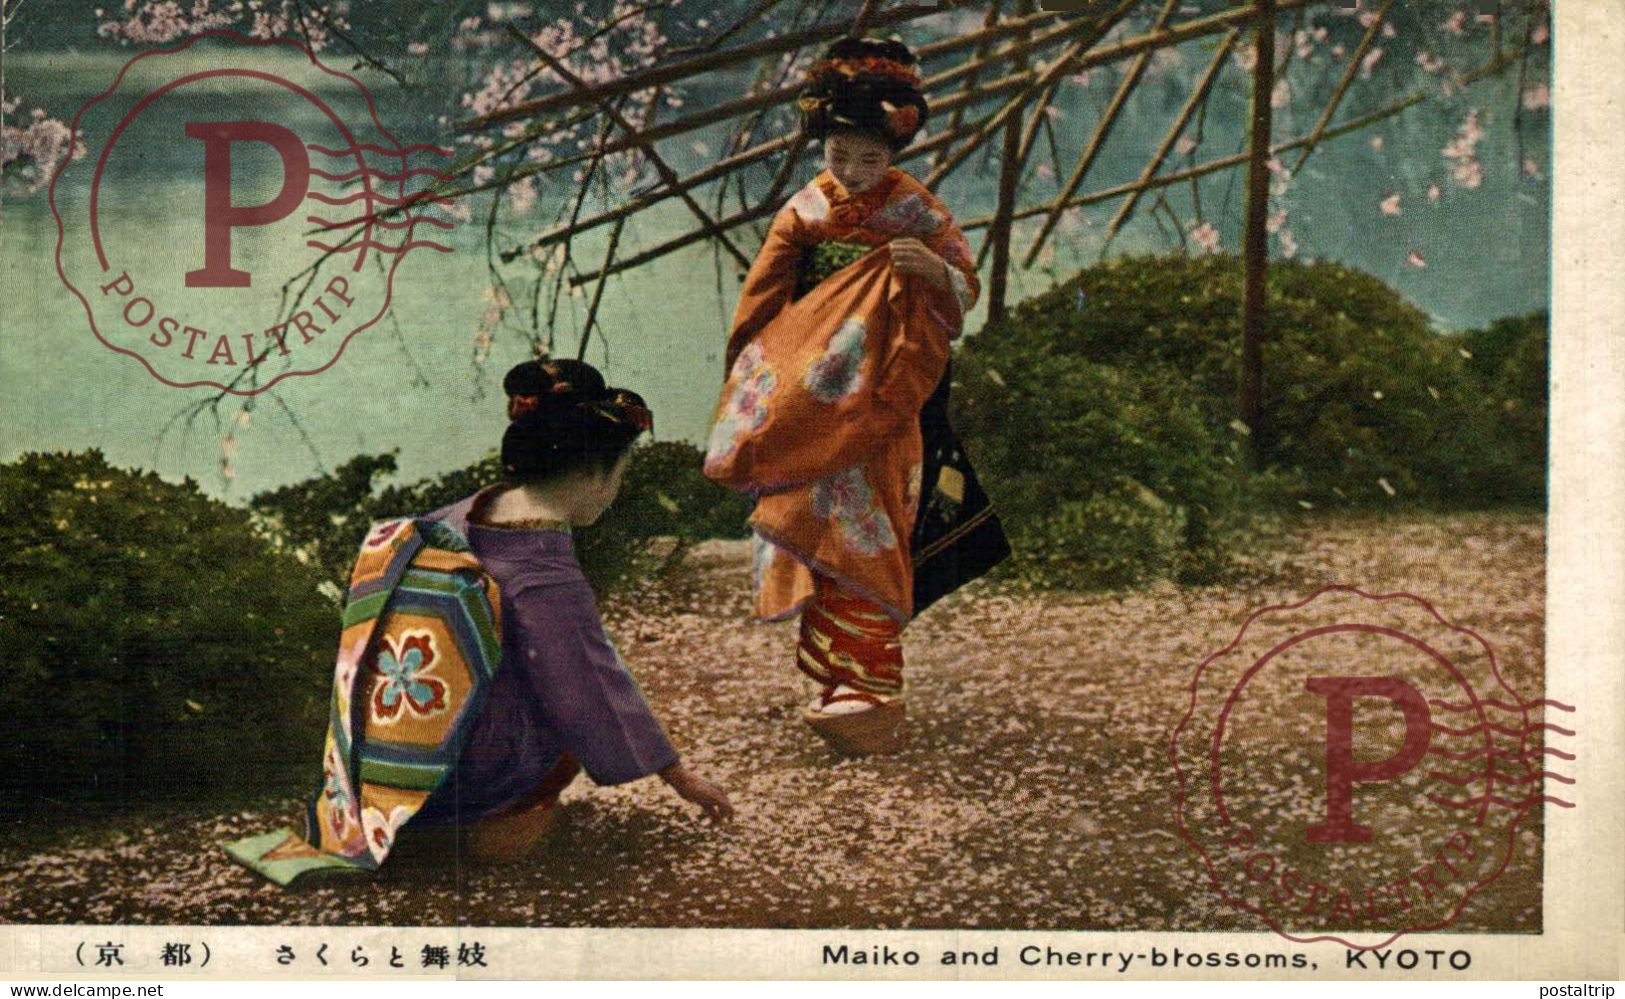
[
  {"left": 458, "top": 3, "right": 948, "bottom": 132},
  {"left": 507, "top": 25, "right": 752, "bottom": 271}
]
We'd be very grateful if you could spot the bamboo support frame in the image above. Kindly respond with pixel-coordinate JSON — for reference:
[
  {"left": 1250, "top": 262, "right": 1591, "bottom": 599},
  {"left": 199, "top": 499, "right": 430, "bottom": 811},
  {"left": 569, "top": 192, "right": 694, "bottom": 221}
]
[
  {"left": 1021, "top": 0, "right": 1180, "bottom": 267},
  {"left": 1288, "top": 0, "right": 1397, "bottom": 174},
  {"left": 924, "top": 0, "right": 1142, "bottom": 192},
  {"left": 492, "top": 0, "right": 1526, "bottom": 298},
  {"left": 1104, "top": 28, "right": 1237, "bottom": 241},
  {"left": 456, "top": 0, "right": 1327, "bottom": 229}
]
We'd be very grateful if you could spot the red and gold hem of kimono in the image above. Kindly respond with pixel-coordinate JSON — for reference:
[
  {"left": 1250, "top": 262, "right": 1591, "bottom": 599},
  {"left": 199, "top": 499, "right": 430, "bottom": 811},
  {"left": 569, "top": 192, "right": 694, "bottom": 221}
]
[{"left": 751, "top": 522, "right": 911, "bottom": 625}]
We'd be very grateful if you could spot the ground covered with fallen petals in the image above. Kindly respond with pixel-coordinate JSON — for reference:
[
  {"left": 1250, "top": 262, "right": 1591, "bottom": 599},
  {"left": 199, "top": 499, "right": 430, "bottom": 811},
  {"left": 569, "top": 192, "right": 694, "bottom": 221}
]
[{"left": 1, "top": 512, "right": 1546, "bottom": 930}]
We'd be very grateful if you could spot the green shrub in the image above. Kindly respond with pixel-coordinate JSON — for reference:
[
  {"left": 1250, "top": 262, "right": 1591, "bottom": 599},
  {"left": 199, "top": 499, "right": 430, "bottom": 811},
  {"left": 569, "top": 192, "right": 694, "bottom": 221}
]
[
  {"left": 1455, "top": 311, "right": 1548, "bottom": 503},
  {"left": 952, "top": 349, "right": 1261, "bottom": 588},
  {"left": 988, "top": 253, "right": 1535, "bottom": 506},
  {"left": 952, "top": 254, "right": 1547, "bottom": 588},
  {"left": 0, "top": 451, "right": 333, "bottom": 812}
]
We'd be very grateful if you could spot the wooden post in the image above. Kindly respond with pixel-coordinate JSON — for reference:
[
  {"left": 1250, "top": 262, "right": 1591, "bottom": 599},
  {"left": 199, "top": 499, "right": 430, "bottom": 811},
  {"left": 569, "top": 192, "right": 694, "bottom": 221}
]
[
  {"left": 988, "top": 0, "right": 1038, "bottom": 325},
  {"left": 1240, "top": 0, "right": 1276, "bottom": 456}
]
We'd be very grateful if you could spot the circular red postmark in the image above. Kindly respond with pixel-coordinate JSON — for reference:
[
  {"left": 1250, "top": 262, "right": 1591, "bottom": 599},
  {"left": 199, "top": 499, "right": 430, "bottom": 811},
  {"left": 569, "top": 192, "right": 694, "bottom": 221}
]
[
  {"left": 1172, "top": 585, "right": 1572, "bottom": 949},
  {"left": 50, "top": 31, "right": 457, "bottom": 395}
]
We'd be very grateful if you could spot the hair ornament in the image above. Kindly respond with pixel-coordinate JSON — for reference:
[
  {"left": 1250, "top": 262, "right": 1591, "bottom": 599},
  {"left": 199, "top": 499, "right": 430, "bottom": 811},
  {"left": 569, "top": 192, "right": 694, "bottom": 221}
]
[
  {"left": 807, "top": 55, "right": 921, "bottom": 87},
  {"left": 508, "top": 394, "right": 541, "bottom": 421}
]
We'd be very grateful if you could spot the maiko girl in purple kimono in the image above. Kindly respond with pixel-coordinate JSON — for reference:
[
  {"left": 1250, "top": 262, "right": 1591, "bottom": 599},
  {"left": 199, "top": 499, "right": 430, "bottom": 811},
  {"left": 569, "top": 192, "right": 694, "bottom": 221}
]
[
  {"left": 408, "top": 360, "right": 734, "bottom": 857},
  {"left": 227, "top": 360, "right": 732, "bottom": 884}
]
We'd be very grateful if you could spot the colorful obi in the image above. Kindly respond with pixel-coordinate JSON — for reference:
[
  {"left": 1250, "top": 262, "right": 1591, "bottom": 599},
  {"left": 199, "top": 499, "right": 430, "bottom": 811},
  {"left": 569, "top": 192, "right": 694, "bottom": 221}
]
[{"left": 222, "top": 516, "right": 503, "bottom": 887}]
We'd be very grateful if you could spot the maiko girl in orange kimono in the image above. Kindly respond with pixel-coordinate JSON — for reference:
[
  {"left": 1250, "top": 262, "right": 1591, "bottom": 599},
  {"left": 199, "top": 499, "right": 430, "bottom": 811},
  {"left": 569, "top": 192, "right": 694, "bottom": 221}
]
[{"left": 704, "top": 37, "right": 1009, "bottom": 755}]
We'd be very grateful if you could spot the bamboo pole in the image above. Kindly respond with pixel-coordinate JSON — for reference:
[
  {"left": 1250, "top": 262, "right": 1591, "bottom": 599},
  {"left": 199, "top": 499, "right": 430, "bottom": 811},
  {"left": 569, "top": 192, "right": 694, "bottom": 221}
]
[
  {"left": 1104, "top": 29, "right": 1237, "bottom": 241},
  {"left": 933, "top": 1, "right": 1005, "bottom": 170},
  {"left": 1022, "top": 0, "right": 1181, "bottom": 267},
  {"left": 925, "top": 0, "right": 1142, "bottom": 191},
  {"left": 1240, "top": 0, "right": 1277, "bottom": 445},
  {"left": 986, "top": 0, "right": 1038, "bottom": 325},
  {"left": 1288, "top": 0, "right": 1396, "bottom": 174}
]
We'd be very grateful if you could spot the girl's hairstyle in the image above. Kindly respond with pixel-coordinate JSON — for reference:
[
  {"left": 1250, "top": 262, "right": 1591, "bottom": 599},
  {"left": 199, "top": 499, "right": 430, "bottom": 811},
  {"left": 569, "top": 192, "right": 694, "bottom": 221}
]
[
  {"left": 798, "top": 36, "right": 928, "bottom": 152},
  {"left": 500, "top": 359, "right": 652, "bottom": 483}
]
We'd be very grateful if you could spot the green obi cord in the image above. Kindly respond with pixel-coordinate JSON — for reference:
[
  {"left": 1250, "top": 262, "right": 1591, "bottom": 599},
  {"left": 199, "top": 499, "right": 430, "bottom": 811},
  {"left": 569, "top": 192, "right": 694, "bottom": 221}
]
[{"left": 793, "top": 240, "right": 874, "bottom": 300}]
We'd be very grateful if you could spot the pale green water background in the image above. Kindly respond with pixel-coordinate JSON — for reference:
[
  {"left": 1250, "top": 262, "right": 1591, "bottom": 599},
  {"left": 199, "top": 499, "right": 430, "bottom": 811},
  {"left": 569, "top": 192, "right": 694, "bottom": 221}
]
[{"left": 2, "top": 47, "right": 1550, "bottom": 499}]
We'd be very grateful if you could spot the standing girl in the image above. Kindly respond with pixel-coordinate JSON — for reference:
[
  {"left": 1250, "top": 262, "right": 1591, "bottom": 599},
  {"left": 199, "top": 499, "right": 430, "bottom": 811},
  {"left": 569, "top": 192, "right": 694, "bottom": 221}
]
[{"left": 703, "top": 37, "right": 1004, "bottom": 755}]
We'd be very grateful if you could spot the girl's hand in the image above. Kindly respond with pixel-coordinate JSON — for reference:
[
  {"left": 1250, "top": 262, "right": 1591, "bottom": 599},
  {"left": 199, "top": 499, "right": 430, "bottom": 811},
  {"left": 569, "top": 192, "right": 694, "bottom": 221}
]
[
  {"left": 660, "top": 761, "right": 735, "bottom": 823},
  {"left": 889, "top": 238, "right": 953, "bottom": 292}
]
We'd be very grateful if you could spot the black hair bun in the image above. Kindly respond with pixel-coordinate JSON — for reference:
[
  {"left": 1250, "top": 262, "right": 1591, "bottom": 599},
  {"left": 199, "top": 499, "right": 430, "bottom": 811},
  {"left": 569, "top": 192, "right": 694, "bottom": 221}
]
[
  {"left": 499, "top": 359, "right": 650, "bottom": 483},
  {"left": 799, "top": 35, "right": 928, "bottom": 151}
]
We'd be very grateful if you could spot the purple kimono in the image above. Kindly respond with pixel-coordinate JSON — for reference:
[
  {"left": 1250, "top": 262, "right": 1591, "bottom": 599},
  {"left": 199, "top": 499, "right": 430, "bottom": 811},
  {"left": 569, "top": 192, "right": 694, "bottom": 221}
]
[{"left": 412, "top": 491, "right": 679, "bottom": 824}]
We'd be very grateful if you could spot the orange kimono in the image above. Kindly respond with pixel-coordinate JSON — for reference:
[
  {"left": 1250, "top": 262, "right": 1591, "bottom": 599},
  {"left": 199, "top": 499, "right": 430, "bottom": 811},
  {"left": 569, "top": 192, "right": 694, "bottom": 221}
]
[{"left": 704, "top": 167, "right": 980, "bottom": 643}]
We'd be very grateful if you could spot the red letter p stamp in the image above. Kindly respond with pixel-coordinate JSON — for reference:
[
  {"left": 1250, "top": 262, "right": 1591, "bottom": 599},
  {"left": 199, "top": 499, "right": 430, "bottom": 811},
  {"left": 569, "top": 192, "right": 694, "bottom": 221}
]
[
  {"left": 1173, "top": 585, "right": 1575, "bottom": 948},
  {"left": 51, "top": 31, "right": 457, "bottom": 395}
]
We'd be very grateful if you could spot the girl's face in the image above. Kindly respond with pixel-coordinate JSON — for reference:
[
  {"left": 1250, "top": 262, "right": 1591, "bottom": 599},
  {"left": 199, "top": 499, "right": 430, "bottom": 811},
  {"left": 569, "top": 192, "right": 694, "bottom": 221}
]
[{"left": 824, "top": 132, "right": 893, "bottom": 196}]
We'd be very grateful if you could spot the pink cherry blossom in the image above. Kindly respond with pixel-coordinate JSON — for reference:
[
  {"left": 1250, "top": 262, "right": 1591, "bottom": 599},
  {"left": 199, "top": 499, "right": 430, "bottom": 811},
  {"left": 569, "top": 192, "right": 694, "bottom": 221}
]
[
  {"left": 2, "top": 99, "right": 86, "bottom": 195},
  {"left": 1407, "top": 250, "right": 1427, "bottom": 268},
  {"left": 1188, "top": 222, "right": 1221, "bottom": 255},
  {"left": 1379, "top": 193, "right": 1401, "bottom": 216}
]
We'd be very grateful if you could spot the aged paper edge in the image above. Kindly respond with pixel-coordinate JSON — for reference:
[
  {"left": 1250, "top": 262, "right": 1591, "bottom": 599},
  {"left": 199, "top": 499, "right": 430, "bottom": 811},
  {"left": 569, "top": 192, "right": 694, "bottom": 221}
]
[{"left": 2, "top": 0, "right": 1621, "bottom": 981}]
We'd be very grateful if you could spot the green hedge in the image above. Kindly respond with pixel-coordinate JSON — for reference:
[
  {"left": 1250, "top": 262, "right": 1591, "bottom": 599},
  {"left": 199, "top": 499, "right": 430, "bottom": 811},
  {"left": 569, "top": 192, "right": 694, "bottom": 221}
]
[
  {"left": 952, "top": 254, "right": 1547, "bottom": 587},
  {"left": 0, "top": 451, "right": 333, "bottom": 812}
]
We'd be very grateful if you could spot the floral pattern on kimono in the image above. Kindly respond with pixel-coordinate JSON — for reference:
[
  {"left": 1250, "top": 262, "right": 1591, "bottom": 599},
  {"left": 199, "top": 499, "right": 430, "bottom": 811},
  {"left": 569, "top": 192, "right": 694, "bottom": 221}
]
[
  {"left": 864, "top": 192, "right": 946, "bottom": 238},
  {"left": 706, "top": 167, "right": 982, "bottom": 621},
  {"left": 369, "top": 631, "right": 448, "bottom": 723},
  {"left": 704, "top": 341, "right": 778, "bottom": 471},
  {"left": 321, "top": 741, "right": 358, "bottom": 840},
  {"left": 803, "top": 317, "right": 868, "bottom": 403},
  {"left": 361, "top": 803, "right": 413, "bottom": 854},
  {"left": 812, "top": 465, "right": 898, "bottom": 556}
]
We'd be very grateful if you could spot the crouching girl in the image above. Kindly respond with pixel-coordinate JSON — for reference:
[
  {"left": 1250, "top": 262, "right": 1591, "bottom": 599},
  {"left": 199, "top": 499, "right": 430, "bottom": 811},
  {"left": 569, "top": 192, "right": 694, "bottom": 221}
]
[{"left": 227, "top": 359, "right": 731, "bottom": 886}]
